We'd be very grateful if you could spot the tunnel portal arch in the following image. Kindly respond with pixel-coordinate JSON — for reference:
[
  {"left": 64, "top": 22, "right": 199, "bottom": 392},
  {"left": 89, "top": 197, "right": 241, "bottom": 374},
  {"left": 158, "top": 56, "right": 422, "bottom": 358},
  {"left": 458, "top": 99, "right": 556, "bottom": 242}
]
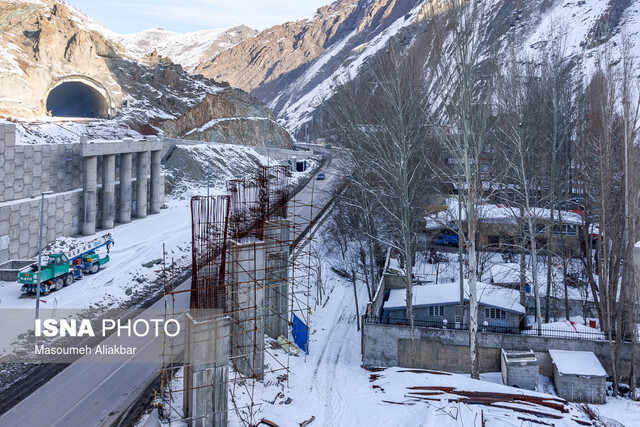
[{"left": 45, "top": 76, "right": 112, "bottom": 118}]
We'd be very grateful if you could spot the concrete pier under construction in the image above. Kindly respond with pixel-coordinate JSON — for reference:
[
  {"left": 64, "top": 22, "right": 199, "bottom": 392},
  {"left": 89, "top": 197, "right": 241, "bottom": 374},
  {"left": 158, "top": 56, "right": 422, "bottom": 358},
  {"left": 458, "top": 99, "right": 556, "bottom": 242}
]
[
  {"left": 227, "top": 238, "right": 266, "bottom": 379},
  {"left": 184, "top": 310, "right": 230, "bottom": 427}
]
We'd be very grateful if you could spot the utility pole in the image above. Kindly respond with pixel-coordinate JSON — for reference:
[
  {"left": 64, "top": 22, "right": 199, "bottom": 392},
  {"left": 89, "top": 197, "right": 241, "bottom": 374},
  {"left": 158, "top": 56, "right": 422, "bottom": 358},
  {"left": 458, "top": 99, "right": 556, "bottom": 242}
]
[{"left": 35, "top": 191, "right": 53, "bottom": 320}]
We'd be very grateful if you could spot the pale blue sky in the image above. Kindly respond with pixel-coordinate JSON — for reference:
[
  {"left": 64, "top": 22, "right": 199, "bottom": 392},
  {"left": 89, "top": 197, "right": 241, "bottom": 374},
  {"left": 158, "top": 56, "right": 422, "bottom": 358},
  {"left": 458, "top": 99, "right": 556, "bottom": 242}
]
[{"left": 67, "top": 0, "right": 331, "bottom": 34}]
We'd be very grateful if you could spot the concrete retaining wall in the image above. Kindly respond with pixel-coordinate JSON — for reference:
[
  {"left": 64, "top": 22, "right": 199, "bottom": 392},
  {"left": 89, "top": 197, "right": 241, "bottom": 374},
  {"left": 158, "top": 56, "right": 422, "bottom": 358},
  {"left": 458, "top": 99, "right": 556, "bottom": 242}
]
[
  {"left": 362, "top": 322, "right": 640, "bottom": 383},
  {"left": 0, "top": 190, "right": 82, "bottom": 261},
  {"left": 0, "top": 126, "right": 307, "bottom": 266},
  {"left": 0, "top": 123, "right": 162, "bottom": 265},
  {"left": 0, "top": 126, "right": 83, "bottom": 203}
]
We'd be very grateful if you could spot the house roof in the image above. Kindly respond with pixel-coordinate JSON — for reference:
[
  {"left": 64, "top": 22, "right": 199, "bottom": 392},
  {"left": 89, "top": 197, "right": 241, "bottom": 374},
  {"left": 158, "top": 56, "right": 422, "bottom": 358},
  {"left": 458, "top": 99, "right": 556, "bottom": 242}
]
[
  {"left": 425, "top": 198, "right": 586, "bottom": 230},
  {"left": 384, "top": 280, "right": 525, "bottom": 314},
  {"left": 548, "top": 349, "right": 606, "bottom": 377}
]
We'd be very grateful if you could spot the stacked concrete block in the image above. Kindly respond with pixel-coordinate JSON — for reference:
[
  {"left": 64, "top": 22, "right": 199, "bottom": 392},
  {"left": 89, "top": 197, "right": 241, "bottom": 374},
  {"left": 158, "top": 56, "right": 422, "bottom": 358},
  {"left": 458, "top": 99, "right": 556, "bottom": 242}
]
[
  {"left": 184, "top": 310, "right": 230, "bottom": 427},
  {"left": 227, "top": 238, "right": 266, "bottom": 379},
  {"left": 501, "top": 349, "right": 538, "bottom": 390},
  {"left": 0, "top": 191, "right": 81, "bottom": 264}
]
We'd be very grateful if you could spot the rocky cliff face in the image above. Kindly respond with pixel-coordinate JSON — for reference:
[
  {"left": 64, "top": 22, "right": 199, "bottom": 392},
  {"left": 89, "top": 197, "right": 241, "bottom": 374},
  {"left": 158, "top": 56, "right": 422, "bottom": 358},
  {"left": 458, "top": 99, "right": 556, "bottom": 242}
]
[
  {"left": 152, "top": 88, "right": 292, "bottom": 147},
  {"left": 194, "top": 0, "right": 640, "bottom": 140},
  {"left": 195, "top": 0, "right": 429, "bottom": 135},
  {"left": 0, "top": 0, "right": 123, "bottom": 118},
  {"left": 195, "top": 0, "right": 362, "bottom": 91},
  {"left": 0, "top": 0, "right": 292, "bottom": 148}
]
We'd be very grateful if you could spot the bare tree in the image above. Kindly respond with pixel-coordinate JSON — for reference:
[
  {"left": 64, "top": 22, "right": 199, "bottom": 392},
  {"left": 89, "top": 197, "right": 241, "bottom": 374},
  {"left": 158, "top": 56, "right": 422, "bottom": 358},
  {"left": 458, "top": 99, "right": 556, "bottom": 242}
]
[
  {"left": 431, "top": 0, "right": 497, "bottom": 379},
  {"left": 576, "top": 43, "right": 640, "bottom": 394},
  {"left": 325, "top": 41, "right": 438, "bottom": 351},
  {"left": 537, "top": 34, "right": 576, "bottom": 324},
  {"left": 618, "top": 36, "right": 640, "bottom": 397},
  {"left": 495, "top": 54, "right": 545, "bottom": 334}
]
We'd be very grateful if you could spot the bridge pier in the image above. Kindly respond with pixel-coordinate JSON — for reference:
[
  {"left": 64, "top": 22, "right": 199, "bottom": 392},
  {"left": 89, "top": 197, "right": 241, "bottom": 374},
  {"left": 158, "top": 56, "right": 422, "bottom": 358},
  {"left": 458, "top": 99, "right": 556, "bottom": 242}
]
[
  {"left": 264, "top": 219, "right": 290, "bottom": 339},
  {"left": 101, "top": 154, "right": 115, "bottom": 229},
  {"left": 227, "top": 238, "right": 266, "bottom": 379},
  {"left": 119, "top": 151, "right": 132, "bottom": 223},
  {"left": 82, "top": 154, "right": 97, "bottom": 236},
  {"left": 184, "top": 310, "right": 230, "bottom": 427},
  {"left": 80, "top": 136, "right": 164, "bottom": 235}
]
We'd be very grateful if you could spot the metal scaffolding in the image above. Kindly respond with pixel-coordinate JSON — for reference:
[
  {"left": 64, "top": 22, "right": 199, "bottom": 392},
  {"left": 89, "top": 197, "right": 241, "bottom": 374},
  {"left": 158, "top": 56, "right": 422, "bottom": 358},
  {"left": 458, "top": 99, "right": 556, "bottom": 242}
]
[{"left": 156, "top": 163, "right": 317, "bottom": 426}]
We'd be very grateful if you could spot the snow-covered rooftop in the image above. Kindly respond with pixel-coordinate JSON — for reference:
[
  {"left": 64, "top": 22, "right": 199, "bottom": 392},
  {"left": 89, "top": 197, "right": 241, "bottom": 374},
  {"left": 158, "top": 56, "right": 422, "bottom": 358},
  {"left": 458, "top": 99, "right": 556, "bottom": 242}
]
[
  {"left": 549, "top": 349, "right": 607, "bottom": 377},
  {"left": 385, "top": 280, "right": 525, "bottom": 314},
  {"left": 425, "top": 198, "right": 585, "bottom": 230}
]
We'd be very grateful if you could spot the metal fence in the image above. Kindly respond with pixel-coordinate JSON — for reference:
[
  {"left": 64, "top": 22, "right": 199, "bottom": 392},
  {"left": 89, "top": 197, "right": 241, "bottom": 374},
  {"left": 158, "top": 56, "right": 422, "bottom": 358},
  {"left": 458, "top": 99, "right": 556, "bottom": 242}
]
[{"left": 363, "top": 314, "right": 608, "bottom": 342}]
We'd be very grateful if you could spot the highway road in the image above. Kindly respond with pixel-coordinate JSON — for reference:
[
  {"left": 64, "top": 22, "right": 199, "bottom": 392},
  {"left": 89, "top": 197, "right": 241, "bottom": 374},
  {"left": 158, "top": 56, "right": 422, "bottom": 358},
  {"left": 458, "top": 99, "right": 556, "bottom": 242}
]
[
  {"left": 289, "top": 147, "right": 346, "bottom": 243},
  {"left": 0, "top": 147, "right": 344, "bottom": 426}
]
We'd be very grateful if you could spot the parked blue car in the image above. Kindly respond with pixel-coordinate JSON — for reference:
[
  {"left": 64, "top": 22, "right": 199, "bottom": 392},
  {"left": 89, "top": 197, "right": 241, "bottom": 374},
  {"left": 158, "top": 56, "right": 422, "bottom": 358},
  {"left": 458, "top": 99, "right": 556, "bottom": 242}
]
[{"left": 433, "top": 232, "right": 459, "bottom": 246}]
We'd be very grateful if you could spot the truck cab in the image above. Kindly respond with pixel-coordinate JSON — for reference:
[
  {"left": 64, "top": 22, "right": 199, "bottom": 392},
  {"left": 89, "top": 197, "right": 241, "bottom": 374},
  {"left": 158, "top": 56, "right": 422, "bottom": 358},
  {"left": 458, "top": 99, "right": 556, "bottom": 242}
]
[{"left": 18, "top": 253, "right": 73, "bottom": 293}]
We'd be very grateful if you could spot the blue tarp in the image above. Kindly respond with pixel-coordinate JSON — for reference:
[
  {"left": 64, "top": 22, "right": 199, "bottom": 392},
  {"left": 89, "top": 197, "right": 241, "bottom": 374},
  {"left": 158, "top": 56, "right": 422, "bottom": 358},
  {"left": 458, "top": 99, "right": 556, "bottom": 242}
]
[{"left": 292, "top": 314, "right": 309, "bottom": 354}]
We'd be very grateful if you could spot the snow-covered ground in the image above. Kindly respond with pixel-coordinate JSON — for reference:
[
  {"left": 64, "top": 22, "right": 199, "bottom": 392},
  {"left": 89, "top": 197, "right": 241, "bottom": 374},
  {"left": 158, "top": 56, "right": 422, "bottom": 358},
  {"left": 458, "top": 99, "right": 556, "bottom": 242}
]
[
  {"left": 142, "top": 217, "right": 638, "bottom": 427},
  {"left": 5, "top": 118, "right": 144, "bottom": 145},
  {"left": 0, "top": 194, "right": 192, "bottom": 355}
]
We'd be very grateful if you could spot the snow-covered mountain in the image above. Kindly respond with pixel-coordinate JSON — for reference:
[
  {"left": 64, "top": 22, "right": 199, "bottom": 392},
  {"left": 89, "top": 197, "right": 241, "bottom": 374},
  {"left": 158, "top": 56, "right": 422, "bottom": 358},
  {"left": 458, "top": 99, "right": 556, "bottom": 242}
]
[
  {"left": 194, "top": 0, "right": 640, "bottom": 139},
  {"left": 117, "top": 25, "right": 257, "bottom": 71},
  {"left": 0, "top": 0, "right": 292, "bottom": 147}
]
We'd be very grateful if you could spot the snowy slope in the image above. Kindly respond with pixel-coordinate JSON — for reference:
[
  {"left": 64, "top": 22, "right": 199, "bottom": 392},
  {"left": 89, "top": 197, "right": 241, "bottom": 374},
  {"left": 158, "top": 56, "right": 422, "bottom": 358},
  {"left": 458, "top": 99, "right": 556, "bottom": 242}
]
[
  {"left": 199, "top": 0, "right": 640, "bottom": 140},
  {"left": 517, "top": 0, "right": 640, "bottom": 81},
  {"left": 276, "top": 1, "right": 427, "bottom": 134},
  {"left": 6, "top": 118, "right": 144, "bottom": 145},
  {"left": 117, "top": 26, "right": 257, "bottom": 71}
]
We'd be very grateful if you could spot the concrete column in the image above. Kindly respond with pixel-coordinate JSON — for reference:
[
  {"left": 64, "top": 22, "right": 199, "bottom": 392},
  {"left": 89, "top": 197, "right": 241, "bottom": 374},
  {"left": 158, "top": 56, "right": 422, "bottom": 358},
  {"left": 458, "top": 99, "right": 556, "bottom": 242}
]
[
  {"left": 136, "top": 151, "right": 150, "bottom": 218},
  {"left": 102, "top": 154, "right": 116, "bottom": 229},
  {"left": 149, "top": 149, "right": 162, "bottom": 214},
  {"left": 119, "top": 152, "right": 132, "bottom": 223},
  {"left": 228, "top": 239, "right": 266, "bottom": 379},
  {"left": 82, "top": 156, "right": 97, "bottom": 235},
  {"left": 184, "top": 310, "right": 230, "bottom": 427},
  {"left": 265, "top": 219, "right": 290, "bottom": 339}
]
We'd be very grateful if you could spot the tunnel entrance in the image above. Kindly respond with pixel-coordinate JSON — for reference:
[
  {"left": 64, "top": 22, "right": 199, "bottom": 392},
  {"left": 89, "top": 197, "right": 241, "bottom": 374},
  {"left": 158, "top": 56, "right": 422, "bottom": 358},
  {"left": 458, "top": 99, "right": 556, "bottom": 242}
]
[{"left": 45, "top": 81, "right": 109, "bottom": 118}]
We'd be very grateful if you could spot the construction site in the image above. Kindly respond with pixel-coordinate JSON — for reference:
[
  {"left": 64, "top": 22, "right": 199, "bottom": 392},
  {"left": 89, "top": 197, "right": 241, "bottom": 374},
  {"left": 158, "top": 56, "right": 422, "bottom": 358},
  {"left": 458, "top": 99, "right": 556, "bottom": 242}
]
[{"left": 155, "top": 163, "right": 318, "bottom": 426}]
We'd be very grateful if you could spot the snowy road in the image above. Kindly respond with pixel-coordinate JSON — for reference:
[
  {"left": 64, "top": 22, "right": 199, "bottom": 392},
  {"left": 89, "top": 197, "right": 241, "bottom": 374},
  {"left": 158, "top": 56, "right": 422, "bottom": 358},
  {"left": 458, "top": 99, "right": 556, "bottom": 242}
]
[
  {"left": 0, "top": 150, "right": 342, "bottom": 426},
  {"left": 0, "top": 199, "right": 193, "bottom": 354}
]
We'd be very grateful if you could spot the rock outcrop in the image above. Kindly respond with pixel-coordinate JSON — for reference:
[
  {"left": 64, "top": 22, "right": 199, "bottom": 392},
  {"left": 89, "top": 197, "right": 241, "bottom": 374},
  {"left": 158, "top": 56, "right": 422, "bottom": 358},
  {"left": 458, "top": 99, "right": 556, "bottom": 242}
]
[
  {"left": 0, "top": 0, "right": 292, "bottom": 148},
  {"left": 195, "top": 0, "right": 427, "bottom": 135}
]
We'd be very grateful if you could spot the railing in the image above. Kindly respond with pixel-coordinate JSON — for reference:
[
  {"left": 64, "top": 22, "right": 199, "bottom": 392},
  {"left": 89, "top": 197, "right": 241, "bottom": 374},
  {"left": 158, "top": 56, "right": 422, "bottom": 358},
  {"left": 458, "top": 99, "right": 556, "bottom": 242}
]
[{"left": 363, "top": 314, "right": 608, "bottom": 342}]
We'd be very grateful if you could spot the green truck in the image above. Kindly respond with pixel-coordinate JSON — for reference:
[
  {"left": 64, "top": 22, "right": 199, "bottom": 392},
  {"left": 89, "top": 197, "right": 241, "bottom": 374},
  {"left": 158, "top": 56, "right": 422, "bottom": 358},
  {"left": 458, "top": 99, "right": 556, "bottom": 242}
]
[{"left": 18, "top": 233, "right": 114, "bottom": 294}]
